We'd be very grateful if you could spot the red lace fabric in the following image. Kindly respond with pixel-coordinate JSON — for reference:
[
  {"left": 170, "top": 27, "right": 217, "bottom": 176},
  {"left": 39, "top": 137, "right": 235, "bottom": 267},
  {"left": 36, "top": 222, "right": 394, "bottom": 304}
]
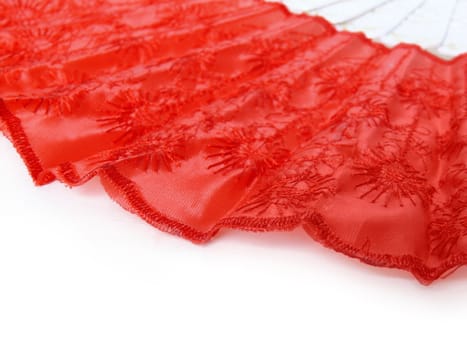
[{"left": 0, "top": 0, "right": 466, "bottom": 284}]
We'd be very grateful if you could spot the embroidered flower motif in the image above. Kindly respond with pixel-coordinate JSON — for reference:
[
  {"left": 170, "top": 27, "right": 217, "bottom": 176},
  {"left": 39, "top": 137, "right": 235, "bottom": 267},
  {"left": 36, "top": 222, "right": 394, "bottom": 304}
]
[
  {"left": 22, "top": 84, "right": 89, "bottom": 116},
  {"left": 430, "top": 215, "right": 467, "bottom": 259},
  {"left": 255, "top": 81, "right": 293, "bottom": 110},
  {"left": 429, "top": 191, "right": 467, "bottom": 258},
  {"left": 99, "top": 90, "right": 159, "bottom": 143},
  {"left": 206, "top": 127, "right": 290, "bottom": 176},
  {"left": 460, "top": 98, "right": 467, "bottom": 120},
  {"left": 170, "top": 52, "right": 218, "bottom": 82},
  {"left": 397, "top": 70, "right": 453, "bottom": 118},
  {"left": 439, "top": 129, "right": 467, "bottom": 160},
  {"left": 353, "top": 151, "right": 433, "bottom": 207},
  {"left": 347, "top": 96, "right": 388, "bottom": 125},
  {"left": 99, "top": 89, "right": 185, "bottom": 144},
  {"left": 156, "top": 3, "right": 205, "bottom": 28},
  {"left": 0, "top": 0, "right": 77, "bottom": 64},
  {"left": 329, "top": 93, "right": 389, "bottom": 138},
  {"left": 112, "top": 36, "right": 161, "bottom": 65},
  {"left": 245, "top": 34, "right": 309, "bottom": 72},
  {"left": 237, "top": 171, "right": 335, "bottom": 215},
  {"left": 443, "top": 163, "right": 467, "bottom": 188},
  {"left": 0, "top": 0, "right": 60, "bottom": 21},
  {"left": 380, "top": 124, "right": 433, "bottom": 161},
  {"left": 102, "top": 130, "right": 188, "bottom": 172},
  {"left": 202, "top": 26, "right": 237, "bottom": 44},
  {"left": 246, "top": 36, "right": 289, "bottom": 64},
  {"left": 1, "top": 26, "right": 71, "bottom": 63},
  {"left": 314, "top": 62, "right": 364, "bottom": 99},
  {"left": 298, "top": 144, "right": 345, "bottom": 173}
]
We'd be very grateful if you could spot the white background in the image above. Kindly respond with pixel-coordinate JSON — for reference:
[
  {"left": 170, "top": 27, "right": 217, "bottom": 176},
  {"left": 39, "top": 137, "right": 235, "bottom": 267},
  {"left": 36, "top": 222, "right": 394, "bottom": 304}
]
[{"left": 1, "top": 130, "right": 467, "bottom": 349}]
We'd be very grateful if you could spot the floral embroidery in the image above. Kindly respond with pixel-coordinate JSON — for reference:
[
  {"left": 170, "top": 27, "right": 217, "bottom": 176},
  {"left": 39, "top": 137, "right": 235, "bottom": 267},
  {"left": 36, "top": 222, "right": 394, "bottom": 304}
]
[
  {"left": 245, "top": 35, "right": 307, "bottom": 72},
  {"left": 101, "top": 130, "right": 188, "bottom": 172},
  {"left": 170, "top": 52, "right": 218, "bottom": 82},
  {"left": 99, "top": 89, "right": 186, "bottom": 144},
  {"left": 206, "top": 127, "right": 290, "bottom": 176},
  {"left": 1, "top": 0, "right": 466, "bottom": 284},
  {"left": 379, "top": 124, "right": 433, "bottom": 163},
  {"left": 443, "top": 163, "right": 467, "bottom": 188},
  {"left": 0, "top": 0, "right": 61, "bottom": 22},
  {"left": 21, "top": 85, "right": 89, "bottom": 116},
  {"left": 430, "top": 191, "right": 467, "bottom": 258},
  {"left": 353, "top": 150, "right": 433, "bottom": 207},
  {"left": 346, "top": 95, "right": 388, "bottom": 126},
  {"left": 99, "top": 90, "right": 161, "bottom": 143},
  {"left": 113, "top": 36, "right": 161, "bottom": 65},
  {"left": 329, "top": 92, "right": 389, "bottom": 138},
  {"left": 314, "top": 61, "right": 365, "bottom": 99},
  {"left": 440, "top": 132, "right": 467, "bottom": 160},
  {"left": 397, "top": 70, "right": 453, "bottom": 118},
  {"left": 255, "top": 81, "right": 294, "bottom": 110},
  {"left": 237, "top": 171, "right": 335, "bottom": 215}
]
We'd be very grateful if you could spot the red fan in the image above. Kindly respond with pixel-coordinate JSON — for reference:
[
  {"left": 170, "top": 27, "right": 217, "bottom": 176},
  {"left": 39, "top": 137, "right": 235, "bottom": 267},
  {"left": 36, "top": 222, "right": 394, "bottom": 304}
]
[{"left": 0, "top": 0, "right": 466, "bottom": 284}]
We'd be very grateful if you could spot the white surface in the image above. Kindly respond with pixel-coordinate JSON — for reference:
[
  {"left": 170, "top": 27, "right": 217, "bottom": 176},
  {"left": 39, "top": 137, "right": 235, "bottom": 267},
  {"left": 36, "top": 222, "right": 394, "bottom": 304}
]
[
  {"left": 1, "top": 128, "right": 467, "bottom": 349},
  {"left": 276, "top": 0, "right": 467, "bottom": 58}
]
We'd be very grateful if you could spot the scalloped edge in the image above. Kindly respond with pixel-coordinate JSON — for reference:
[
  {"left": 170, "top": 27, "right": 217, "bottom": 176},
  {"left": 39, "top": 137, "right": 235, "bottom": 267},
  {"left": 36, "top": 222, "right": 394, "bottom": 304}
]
[
  {"left": 264, "top": 0, "right": 467, "bottom": 64},
  {"left": 3, "top": 96, "right": 466, "bottom": 285},
  {"left": 99, "top": 165, "right": 467, "bottom": 285},
  {"left": 2, "top": 94, "right": 467, "bottom": 286},
  {"left": 1, "top": 1, "right": 467, "bottom": 285}
]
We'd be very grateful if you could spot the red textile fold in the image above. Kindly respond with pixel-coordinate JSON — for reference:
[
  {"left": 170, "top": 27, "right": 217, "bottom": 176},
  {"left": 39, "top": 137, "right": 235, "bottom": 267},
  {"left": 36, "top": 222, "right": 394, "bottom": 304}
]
[{"left": 1, "top": 0, "right": 466, "bottom": 284}]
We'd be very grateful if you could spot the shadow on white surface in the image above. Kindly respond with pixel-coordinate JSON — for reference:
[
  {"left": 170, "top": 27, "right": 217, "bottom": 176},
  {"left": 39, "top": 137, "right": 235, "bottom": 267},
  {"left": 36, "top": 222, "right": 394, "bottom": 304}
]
[{"left": 1, "top": 136, "right": 467, "bottom": 350}]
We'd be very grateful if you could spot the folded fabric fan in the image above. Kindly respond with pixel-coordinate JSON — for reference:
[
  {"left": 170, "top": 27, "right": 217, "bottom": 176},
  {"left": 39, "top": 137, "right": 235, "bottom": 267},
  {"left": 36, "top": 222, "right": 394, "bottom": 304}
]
[
  {"left": 276, "top": 0, "right": 467, "bottom": 58},
  {"left": 0, "top": 0, "right": 466, "bottom": 284}
]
